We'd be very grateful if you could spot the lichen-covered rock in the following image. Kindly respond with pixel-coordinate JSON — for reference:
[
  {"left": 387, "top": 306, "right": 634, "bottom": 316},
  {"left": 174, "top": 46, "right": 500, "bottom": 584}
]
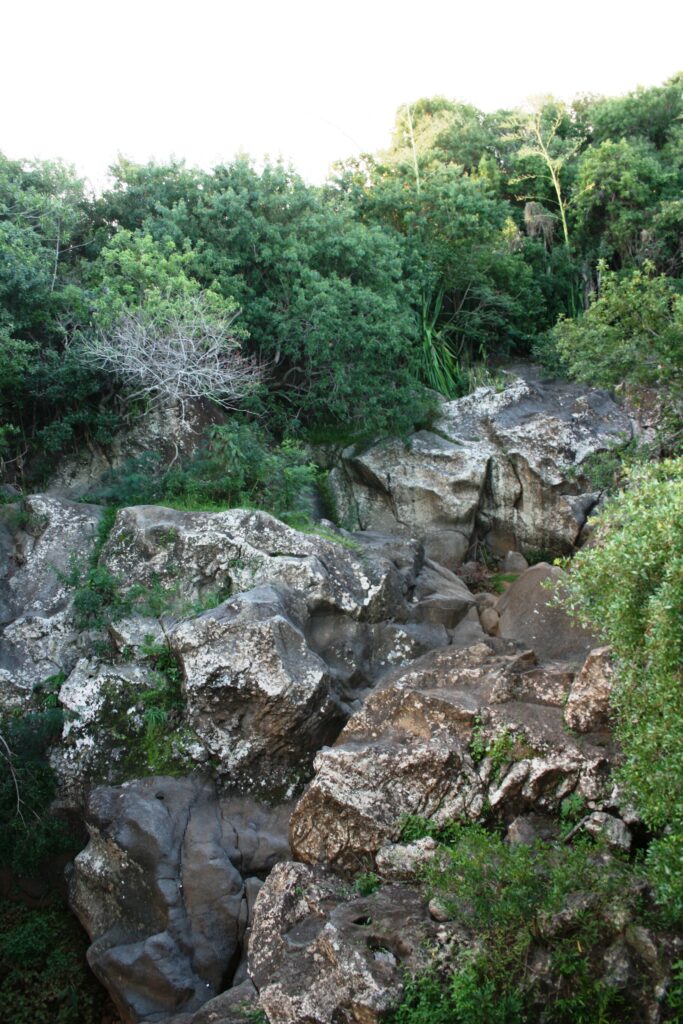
[
  {"left": 69, "top": 777, "right": 292, "bottom": 1024},
  {"left": 375, "top": 838, "right": 439, "bottom": 881},
  {"left": 331, "top": 375, "right": 632, "bottom": 561},
  {"left": 564, "top": 646, "right": 614, "bottom": 733},
  {"left": 100, "top": 506, "right": 408, "bottom": 623},
  {"left": 290, "top": 644, "right": 617, "bottom": 872},
  {"left": 248, "top": 861, "right": 438, "bottom": 1024},
  {"left": 0, "top": 495, "right": 103, "bottom": 699},
  {"left": 496, "top": 563, "right": 598, "bottom": 663},
  {"left": 50, "top": 658, "right": 200, "bottom": 806},
  {"left": 170, "top": 585, "right": 341, "bottom": 794}
]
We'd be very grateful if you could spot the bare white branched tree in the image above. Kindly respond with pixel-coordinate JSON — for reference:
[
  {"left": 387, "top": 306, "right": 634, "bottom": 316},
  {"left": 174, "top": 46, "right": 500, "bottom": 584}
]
[{"left": 77, "top": 293, "right": 262, "bottom": 421}]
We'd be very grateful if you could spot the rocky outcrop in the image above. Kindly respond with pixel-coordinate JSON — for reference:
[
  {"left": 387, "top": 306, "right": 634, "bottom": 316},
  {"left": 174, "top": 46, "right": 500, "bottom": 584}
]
[
  {"left": 290, "top": 644, "right": 618, "bottom": 872},
  {"left": 47, "top": 512, "right": 477, "bottom": 798},
  {"left": 69, "top": 777, "right": 292, "bottom": 1024},
  {"left": 0, "top": 495, "right": 103, "bottom": 702},
  {"left": 330, "top": 375, "right": 632, "bottom": 563},
  {"left": 100, "top": 506, "right": 411, "bottom": 623},
  {"left": 247, "top": 861, "right": 439, "bottom": 1024}
]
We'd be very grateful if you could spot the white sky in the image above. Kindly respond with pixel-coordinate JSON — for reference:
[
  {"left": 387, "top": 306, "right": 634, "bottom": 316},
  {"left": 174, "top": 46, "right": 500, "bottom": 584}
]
[{"left": 2, "top": 0, "right": 681, "bottom": 189}]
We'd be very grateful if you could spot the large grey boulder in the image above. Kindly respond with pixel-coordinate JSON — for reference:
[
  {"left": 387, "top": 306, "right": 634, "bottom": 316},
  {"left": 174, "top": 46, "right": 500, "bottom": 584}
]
[
  {"left": 330, "top": 375, "right": 632, "bottom": 563},
  {"left": 100, "top": 506, "right": 409, "bottom": 623},
  {"left": 290, "top": 644, "right": 618, "bottom": 872},
  {"left": 0, "top": 495, "right": 103, "bottom": 701},
  {"left": 69, "top": 777, "right": 292, "bottom": 1024},
  {"left": 169, "top": 585, "right": 342, "bottom": 795}
]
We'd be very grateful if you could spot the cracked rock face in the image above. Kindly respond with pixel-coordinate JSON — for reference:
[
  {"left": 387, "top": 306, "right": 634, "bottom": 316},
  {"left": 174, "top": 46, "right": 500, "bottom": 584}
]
[
  {"left": 330, "top": 375, "right": 632, "bottom": 562},
  {"left": 0, "top": 495, "right": 104, "bottom": 700},
  {"left": 248, "top": 861, "right": 438, "bottom": 1024},
  {"left": 290, "top": 644, "right": 617, "bottom": 872},
  {"left": 69, "top": 777, "right": 292, "bottom": 1024},
  {"left": 100, "top": 507, "right": 409, "bottom": 623},
  {"left": 170, "top": 585, "right": 342, "bottom": 795}
]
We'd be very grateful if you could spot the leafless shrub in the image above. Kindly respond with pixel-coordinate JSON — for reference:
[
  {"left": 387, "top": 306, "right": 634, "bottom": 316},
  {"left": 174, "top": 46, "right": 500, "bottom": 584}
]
[{"left": 77, "top": 293, "right": 262, "bottom": 418}]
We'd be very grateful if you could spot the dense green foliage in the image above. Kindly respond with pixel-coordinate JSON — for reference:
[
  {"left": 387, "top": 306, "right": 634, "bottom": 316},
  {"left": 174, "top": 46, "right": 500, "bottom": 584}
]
[
  {"left": 560, "top": 459, "right": 683, "bottom": 923},
  {"left": 390, "top": 822, "right": 678, "bottom": 1024},
  {"left": 0, "top": 706, "right": 75, "bottom": 876},
  {"left": 2, "top": 73, "right": 680, "bottom": 481},
  {"left": 0, "top": 898, "right": 111, "bottom": 1023},
  {"left": 88, "top": 420, "right": 319, "bottom": 520}
]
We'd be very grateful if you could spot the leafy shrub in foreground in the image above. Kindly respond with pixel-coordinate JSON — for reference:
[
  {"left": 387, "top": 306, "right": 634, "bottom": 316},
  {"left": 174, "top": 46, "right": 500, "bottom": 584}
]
[
  {"left": 561, "top": 458, "right": 683, "bottom": 924},
  {"left": 0, "top": 898, "right": 110, "bottom": 1024},
  {"left": 391, "top": 824, "right": 669, "bottom": 1024}
]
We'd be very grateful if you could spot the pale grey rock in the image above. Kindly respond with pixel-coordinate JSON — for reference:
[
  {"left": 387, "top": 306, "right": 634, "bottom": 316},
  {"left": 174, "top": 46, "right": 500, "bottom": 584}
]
[
  {"left": 497, "top": 563, "right": 598, "bottom": 662},
  {"left": 50, "top": 659, "right": 200, "bottom": 807},
  {"left": 331, "top": 375, "right": 632, "bottom": 558},
  {"left": 450, "top": 606, "right": 487, "bottom": 646},
  {"left": 375, "top": 838, "right": 438, "bottom": 881},
  {"left": 101, "top": 506, "right": 407, "bottom": 623},
  {"left": 69, "top": 777, "right": 291, "bottom": 1024},
  {"left": 564, "top": 646, "right": 614, "bottom": 733},
  {"left": 170, "top": 585, "right": 340, "bottom": 794},
  {"left": 582, "top": 811, "right": 632, "bottom": 851},
  {"left": 409, "top": 557, "right": 476, "bottom": 628},
  {"left": 502, "top": 550, "right": 529, "bottom": 573},
  {"left": 0, "top": 495, "right": 103, "bottom": 696}
]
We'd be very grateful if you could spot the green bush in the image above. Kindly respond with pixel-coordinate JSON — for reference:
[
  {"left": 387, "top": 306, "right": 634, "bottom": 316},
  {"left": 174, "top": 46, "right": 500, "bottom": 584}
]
[
  {"left": 391, "top": 824, "right": 655, "bottom": 1024},
  {"left": 546, "top": 266, "right": 682, "bottom": 449},
  {"left": 560, "top": 458, "right": 683, "bottom": 922},
  {"left": 0, "top": 898, "right": 111, "bottom": 1024},
  {"left": 0, "top": 709, "right": 73, "bottom": 876},
  {"left": 87, "top": 420, "right": 320, "bottom": 522}
]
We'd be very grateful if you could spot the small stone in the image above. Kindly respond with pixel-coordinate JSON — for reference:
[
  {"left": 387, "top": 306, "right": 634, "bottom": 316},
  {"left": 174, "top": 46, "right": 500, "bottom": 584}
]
[
  {"left": 502, "top": 551, "right": 529, "bottom": 573},
  {"left": 479, "top": 607, "right": 500, "bottom": 636},
  {"left": 583, "top": 811, "right": 631, "bottom": 851},
  {"left": 428, "top": 898, "right": 450, "bottom": 922}
]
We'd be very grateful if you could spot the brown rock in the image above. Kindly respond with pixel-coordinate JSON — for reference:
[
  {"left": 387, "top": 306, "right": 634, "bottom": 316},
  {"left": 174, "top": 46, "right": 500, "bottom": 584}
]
[
  {"left": 497, "top": 563, "right": 598, "bottom": 663},
  {"left": 564, "top": 646, "right": 614, "bottom": 733}
]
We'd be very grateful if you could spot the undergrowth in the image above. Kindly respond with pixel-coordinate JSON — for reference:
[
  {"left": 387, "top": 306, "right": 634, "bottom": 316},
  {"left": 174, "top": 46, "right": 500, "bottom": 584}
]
[
  {"left": 391, "top": 820, "right": 680, "bottom": 1024},
  {"left": 0, "top": 707, "right": 74, "bottom": 876},
  {"left": 0, "top": 897, "right": 112, "bottom": 1024}
]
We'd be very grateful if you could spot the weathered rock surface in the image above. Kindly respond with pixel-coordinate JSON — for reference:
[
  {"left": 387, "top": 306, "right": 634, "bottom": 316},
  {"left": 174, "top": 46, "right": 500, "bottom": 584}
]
[
  {"left": 496, "top": 563, "right": 598, "bottom": 663},
  {"left": 69, "top": 777, "right": 292, "bottom": 1024},
  {"left": 47, "top": 512, "right": 470, "bottom": 797},
  {"left": 101, "top": 506, "right": 409, "bottom": 623},
  {"left": 330, "top": 375, "right": 632, "bottom": 562},
  {"left": 170, "top": 585, "right": 341, "bottom": 794},
  {"left": 564, "top": 646, "right": 614, "bottom": 733},
  {"left": 248, "top": 861, "right": 438, "bottom": 1024},
  {"left": 0, "top": 495, "right": 103, "bottom": 701},
  {"left": 290, "top": 644, "right": 617, "bottom": 872}
]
